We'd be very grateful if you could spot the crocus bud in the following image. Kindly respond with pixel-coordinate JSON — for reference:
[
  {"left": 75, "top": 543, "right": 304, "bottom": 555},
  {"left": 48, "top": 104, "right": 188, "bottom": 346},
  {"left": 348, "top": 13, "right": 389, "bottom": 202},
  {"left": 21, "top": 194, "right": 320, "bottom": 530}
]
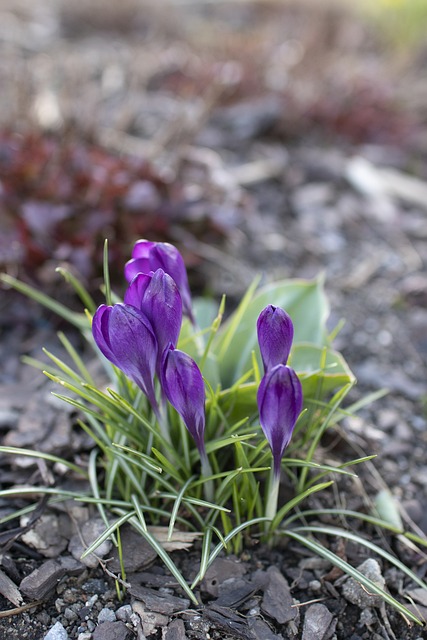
[
  {"left": 124, "top": 268, "right": 183, "bottom": 374},
  {"left": 257, "top": 364, "right": 303, "bottom": 478},
  {"left": 161, "top": 345, "right": 206, "bottom": 458},
  {"left": 125, "top": 240, "right": 194, "bottom": 322},
  {"left": 257, "top": 305, "right": 294, "bottom": 373},
  {"left": 92, "top": 303, "right": 159, "bottom": 414}
]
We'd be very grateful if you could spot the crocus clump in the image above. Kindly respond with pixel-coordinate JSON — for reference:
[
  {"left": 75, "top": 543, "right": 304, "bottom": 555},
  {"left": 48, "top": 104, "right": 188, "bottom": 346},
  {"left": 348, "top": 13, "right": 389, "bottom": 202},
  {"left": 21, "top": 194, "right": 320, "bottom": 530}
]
[
  {"left": 92, "top": 241, "right": 204, "bottom": 452},
  {"left": 257, "top": 305, "right": 303, "bottom": 478}
]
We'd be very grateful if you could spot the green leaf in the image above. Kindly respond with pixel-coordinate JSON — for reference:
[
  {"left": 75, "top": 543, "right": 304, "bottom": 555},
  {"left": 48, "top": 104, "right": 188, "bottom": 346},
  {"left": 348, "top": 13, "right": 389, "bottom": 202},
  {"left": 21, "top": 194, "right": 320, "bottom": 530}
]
[
  {"left": 374, "top": 489, "right": 403, "bottom": 531},
  {"left": 284, "top": 530, "right": 422, "bottom": 624},
  {"left": 293, "top": 344, "right": 355, "bottom": 396}
]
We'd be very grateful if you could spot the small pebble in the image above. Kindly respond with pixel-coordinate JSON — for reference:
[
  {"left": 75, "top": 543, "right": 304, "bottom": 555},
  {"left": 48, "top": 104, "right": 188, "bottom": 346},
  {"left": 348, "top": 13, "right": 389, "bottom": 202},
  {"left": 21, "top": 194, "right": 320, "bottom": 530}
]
[
  {"left": 64, "top": 607, "right": 78, "bottom": 621},
  {"left": 98, "top": 607, "right": 117, "bottom": 623},
  {"left": 43, "top": 621, "right": 69, "bottom": 640},
  {"left": 116, "top": 605, "right": 132, "bottom": 622},
  {"left": 77, "top": 634, "right": 92, "bottom": 640},
  {"left": 86, "top": 595, "right": 98, "bottom": 608},
  {"left": 309, "top": 580, "right": 322, "bottom": 593}
]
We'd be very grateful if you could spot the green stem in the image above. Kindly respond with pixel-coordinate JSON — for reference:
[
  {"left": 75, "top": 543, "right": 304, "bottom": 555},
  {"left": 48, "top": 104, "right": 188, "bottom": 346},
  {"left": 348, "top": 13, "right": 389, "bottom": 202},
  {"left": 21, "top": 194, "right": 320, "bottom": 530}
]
[
  {"left": 201, "top": 452, "right": 214, "bottom": 503},
  {"left": 265, "top": 467, "right": 280, "bottom": 538},
  {"left": 157, "top": 402, "right": 172, "bottom": 446}
]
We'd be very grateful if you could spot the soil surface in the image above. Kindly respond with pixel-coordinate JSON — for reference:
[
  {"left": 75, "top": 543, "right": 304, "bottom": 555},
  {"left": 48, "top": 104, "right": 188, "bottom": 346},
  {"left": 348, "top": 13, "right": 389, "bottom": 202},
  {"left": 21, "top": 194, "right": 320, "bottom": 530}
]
[{"left": 1, "top": 1, "right": 427, "bottom": 639}]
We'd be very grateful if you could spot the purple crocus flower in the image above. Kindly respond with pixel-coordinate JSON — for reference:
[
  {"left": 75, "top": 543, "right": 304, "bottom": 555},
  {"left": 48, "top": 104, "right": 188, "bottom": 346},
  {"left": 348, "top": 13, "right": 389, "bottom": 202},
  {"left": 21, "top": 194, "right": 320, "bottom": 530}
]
[
  {"left": 124, "top": 268, "right": 182, "bottom": 375},
  {"left": 257, "top": 364, "right": 303, "bottom": 478},
  {"left": 92, "top": 303, "right": 159, "bottom": 415},
  {"left": 125, "top": 240, "right": 194, "bottom": 322},
  {"left": 257, "top": 305, "right": 294, "bottom": 373},
  {"left": 161, "top": 345, "right": 206, "bottom": 458}
]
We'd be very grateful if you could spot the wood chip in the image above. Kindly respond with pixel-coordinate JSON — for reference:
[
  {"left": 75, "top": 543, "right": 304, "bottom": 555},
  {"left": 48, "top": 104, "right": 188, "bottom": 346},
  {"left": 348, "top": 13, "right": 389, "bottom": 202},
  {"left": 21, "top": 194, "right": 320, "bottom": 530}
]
[
  {"left": 128, "top": 584, "right": 189, "bottom": 615},
  {"left": 0, "top": 568, "right": 22, "bottom": 607},
  {"left": 20, "top": 559, "right": 65, "bottom": 600}
]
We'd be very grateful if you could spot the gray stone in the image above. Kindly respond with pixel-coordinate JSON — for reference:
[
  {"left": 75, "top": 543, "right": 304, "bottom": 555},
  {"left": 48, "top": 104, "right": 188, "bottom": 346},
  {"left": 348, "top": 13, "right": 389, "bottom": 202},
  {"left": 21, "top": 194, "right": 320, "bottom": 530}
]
[
  {"left": 43, "top": 621, "right": 69, "bottom": 640},
  {"left": 68, "top": 518, "right": 113, "bottom": 568},
  {"left": 20, "top": 513, "right": 69, "bottom": 558},
  {"left": 302, "top": 603, "right": 334, "bottom": 640},
  {"left": 248, "top": 617, "right": 284, "bottom": 639},
  {"left": 20, "top": 559, "right": 65, "bottom": 600},
  {"left": 108, "top": 525, "right": 157, "bottom": 573},
  {"left": 116, "top": 604, "right": 132, "bottom": 622},
  {"left": 98, "top": 607, "right": 117, "bottom": 623},
  {"left": 92, "top": 621, "right": 132, "bottom": 640},
  {"left": 201, "top": 556, "right": 247, "bottom": 598},
  {"left": 261, "top": 566, "right": 297, "bottom": 625},
  {"left": 0, "top": 408, "right": 19, "bottom": 429},
  {"left": 132, "top": 600, "right": 168, "bottom": 636},
  {"left": 341, "top": 558, "right": 385, "bottom": 608},
  {"left": 164, "top": 618, "right": 188, "bottom": 640}
]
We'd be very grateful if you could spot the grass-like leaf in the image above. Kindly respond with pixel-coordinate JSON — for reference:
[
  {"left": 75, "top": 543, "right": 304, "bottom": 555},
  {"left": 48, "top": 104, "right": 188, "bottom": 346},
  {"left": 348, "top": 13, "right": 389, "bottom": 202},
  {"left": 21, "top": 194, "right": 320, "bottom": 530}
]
[{"left": 284, "top": 529, "right": 422, "bottom": 624}]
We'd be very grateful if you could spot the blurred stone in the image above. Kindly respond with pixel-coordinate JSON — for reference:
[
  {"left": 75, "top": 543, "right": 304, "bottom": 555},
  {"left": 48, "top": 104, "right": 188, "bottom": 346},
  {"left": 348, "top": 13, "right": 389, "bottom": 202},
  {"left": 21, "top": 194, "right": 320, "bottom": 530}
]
[
  {"left": 21, "top": 514, "right": 69, "bottom": 558},
  {"left": 92, "top": 621, "right": 132, "bottom": 640},
  {"left": 302, "top": 603, "right": 335, "bottom": 640},
  {"left": 164, "top": 618, "right": 188, "bottom": 640},
  {"left": 68, "top": 518, "right": 112, "bottom": 568},
  {"left": 43, "top": 621, "right": 68, "bottom": 640}
]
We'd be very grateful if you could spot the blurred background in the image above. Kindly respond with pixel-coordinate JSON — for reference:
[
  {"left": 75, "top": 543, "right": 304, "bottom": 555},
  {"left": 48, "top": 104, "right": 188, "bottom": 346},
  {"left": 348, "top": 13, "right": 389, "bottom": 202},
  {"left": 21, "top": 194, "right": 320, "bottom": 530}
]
[{"left": 0, "top": 0, "right": 426, "bottom": 293}]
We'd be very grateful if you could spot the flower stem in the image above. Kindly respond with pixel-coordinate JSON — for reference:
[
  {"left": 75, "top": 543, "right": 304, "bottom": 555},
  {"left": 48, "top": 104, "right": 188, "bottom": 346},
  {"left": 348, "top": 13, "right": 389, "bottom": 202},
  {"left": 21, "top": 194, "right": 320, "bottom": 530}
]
[
  {"left": 157, "top": 402, "right": 172, "bottom": 445},
  {"left": 265, "top": 466, "right": 280, "bottom": 537},
  {"left": 201, "top": 451, "right": 214, "bottom": 503}
]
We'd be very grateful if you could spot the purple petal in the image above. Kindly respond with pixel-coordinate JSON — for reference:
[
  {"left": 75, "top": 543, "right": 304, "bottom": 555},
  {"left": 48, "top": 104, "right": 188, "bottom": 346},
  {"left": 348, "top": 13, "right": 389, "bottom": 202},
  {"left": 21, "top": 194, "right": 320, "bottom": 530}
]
[
  {"left": 257, "top": 305, "right": 294, "bottom": 372},
  {"left": 124, "top": 271, "right": 152, "bottom": 308},
  {"left": 125, "top": 269, "right": 183, "bottom": 373},
  {"left": 92, "top": 303, "right": 159, "bottom": 413},
  {"left": 124, "top": 239, "right": 155, "bottom": 281},
  {"left": 257, "top": 364, "right": 303, "bottom": 477},
  {"left": 132, "top": 239, "right": 156, "bottom": 259},
  {"left": 161, "top": 346, "right": 205, "bottom": 456},
  {"left": 124, "top": 240, "right": 194, "bottom": 322}
]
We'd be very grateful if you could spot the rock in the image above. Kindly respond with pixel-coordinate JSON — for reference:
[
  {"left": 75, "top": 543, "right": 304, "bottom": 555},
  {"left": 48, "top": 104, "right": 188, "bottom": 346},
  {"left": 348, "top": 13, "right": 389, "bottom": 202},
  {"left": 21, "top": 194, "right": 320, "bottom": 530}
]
[
  {"left": 20, "top": 513, "right": 69, "bottom": 558},
  {"left": 164, "top": 618, "right": 189, "bottom": 640},
  {"left": 43, "top": 621, "right": 68, "bottom": 640},
  {"left": 0, "top": 407, "right": 19, "bottom": 429},
  {"left": 20, "top": 560, "right": 65, "bottom": 600},
  {"left": 201, "top": 556, "right": 247, "bottom": 598},
  {"left": 98, "top": 607, "right": 117, "bottom": 623},
  {"left": 68, "top": 518, "right": 113, "bottom": 568},
  {"left": 92, "top": 621, "right": 132, "bottom": 640},
  {"left": 248, "top": 617, "right": 284, "bottom": 639},
  {"left": 57, "top": 555, "right": 86, "bottom": 576},
  {"left": 261, "top": 566, "right": 297, "bottom": 624},
  {"left": 302, "top": 603, "right": 335, "bottom": 640},
  {"left": 108, "top": 525, "right": 157, "bottom": 573},
  {"left": 215, "top": 577, "right": 257, "bottom": 608},
  {"left": 128, "top": 583, "right": 189, "bottom": 615},
  {"left": 341, "top": 558, "right": 385, "bottom": 608},
  {"left": 132, "top": 600, "right": 169, "bottom": 637},
  {"left": 116, "top": 604, "right": 132, "bottom": 622}
]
